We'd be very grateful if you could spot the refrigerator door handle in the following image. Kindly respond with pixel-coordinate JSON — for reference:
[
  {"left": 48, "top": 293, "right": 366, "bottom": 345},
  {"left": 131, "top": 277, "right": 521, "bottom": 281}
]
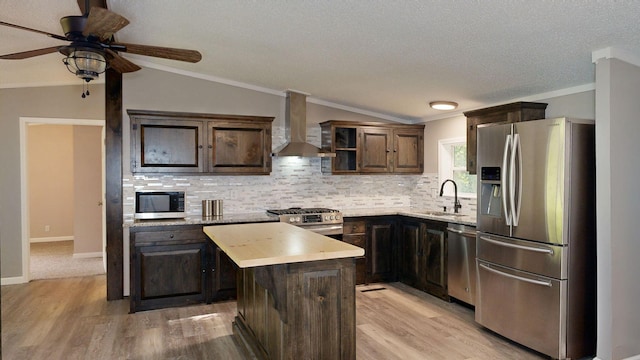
[
  {"left": 502, "top": 134, "right": 512, "bottom": 226},
  {"left": 511, "top": 133, "right": 523, "bottom": 226},
  {"left": 479, "top": 236, "right": 555, "bottom": 255},
  {"left": 479, "top": 263, "right": 553, "bottom": 287}
]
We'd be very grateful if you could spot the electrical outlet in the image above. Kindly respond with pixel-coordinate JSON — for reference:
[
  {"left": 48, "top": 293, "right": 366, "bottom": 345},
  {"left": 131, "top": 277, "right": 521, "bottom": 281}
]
[{"left": 45, "top": 225, "right": 50, "bottom": 232}]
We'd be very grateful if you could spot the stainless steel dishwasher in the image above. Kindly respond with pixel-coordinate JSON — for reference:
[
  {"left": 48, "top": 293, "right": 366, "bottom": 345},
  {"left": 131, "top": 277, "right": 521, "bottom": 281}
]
[{"left": 447, "top": 223, "right": 477, "bottom": 306}]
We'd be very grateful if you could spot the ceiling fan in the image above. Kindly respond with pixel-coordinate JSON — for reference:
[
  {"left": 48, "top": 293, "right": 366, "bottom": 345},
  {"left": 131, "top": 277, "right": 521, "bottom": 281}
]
[{"left": 1, "top": 0, "right": 202, "bottom": 94}]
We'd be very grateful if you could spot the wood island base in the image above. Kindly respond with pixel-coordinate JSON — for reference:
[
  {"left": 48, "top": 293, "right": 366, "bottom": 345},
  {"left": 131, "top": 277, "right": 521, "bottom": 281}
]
[{"left": 233, "top": 258, "right": 357, "bottom": 360}]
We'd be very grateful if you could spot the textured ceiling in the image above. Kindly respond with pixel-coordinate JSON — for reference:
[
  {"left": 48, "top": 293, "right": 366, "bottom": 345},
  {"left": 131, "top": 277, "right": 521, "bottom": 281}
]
[{"left": 2, "top": 1, "right": 640, "bottom": 121}]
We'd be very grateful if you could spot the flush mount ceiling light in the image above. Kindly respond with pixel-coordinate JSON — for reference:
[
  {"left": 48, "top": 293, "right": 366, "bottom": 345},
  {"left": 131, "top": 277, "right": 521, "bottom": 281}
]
[{"left": 429, "top": 101, "right": 458, "bottom": 111}]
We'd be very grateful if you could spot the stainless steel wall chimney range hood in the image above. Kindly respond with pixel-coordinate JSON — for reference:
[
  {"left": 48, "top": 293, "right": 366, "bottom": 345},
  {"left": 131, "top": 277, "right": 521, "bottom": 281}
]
[{"left": 271, "top": 90, "right": 336, "bottom": 157}]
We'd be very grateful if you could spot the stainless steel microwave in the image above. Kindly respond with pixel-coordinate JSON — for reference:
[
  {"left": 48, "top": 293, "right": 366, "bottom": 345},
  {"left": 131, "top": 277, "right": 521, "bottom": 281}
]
[{"left": 135, "top": 191, "right": 186, "bottom": 219}]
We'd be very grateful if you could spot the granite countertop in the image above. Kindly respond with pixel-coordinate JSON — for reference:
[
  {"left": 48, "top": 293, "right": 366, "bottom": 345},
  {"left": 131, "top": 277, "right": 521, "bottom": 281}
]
[
  {"left": 342, "top": 207, "right": 477, "bottom": 226},
  {"left": 124, "top": 212, "right": 279, "bottom": 228},
  {"left": 125, "top": 209, "right": 476, "bottom": 228},
  {"left": 203, "top": 222, "right": 365, "bottom": 268}
]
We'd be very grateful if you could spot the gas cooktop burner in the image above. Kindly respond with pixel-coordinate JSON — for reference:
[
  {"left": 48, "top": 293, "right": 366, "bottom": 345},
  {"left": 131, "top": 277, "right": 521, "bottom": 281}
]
[
  {"left": 267, "top": 207, "right": 340, "bottom": 215},
  {"left": 266, "top": 208, "right": 343, "bottom": 235}
]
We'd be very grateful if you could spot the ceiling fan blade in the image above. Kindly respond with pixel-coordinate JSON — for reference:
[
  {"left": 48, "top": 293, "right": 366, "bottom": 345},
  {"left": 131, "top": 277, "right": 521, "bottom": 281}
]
[
  {"left": 114, "top": 42, "right": 202, "bottom": 63},
  {"left": 77, "top": 0, "right": 108, "bottom": 15},
  {"left": 0, "top": 21, "right": 68, "bottom": 41},
  {"left": 0, "top": 46, "right": 60, "bottom": 60},
  {"left": 105, "top": 48, "right": 141, "bottom": 73},
  {"left": 83, "top": 7, "right": 129, "bottom": 41}
]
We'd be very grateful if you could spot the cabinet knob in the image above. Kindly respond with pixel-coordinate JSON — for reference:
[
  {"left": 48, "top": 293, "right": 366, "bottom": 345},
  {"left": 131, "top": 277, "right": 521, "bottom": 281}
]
[
  {"left": 198, "top": 145, "right": 203, "bottom": 149},
  {"left": 208, "top": 145, "right": 213, "bottom": 149},
  {"left": 169, "top": 234, "right": 174, "bottom": 238}
]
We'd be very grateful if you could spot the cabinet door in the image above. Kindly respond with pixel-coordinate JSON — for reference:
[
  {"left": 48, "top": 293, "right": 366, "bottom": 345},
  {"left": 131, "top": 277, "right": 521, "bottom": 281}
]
[
  {"left": 212, "top": 246, "right": 238, "bottom": 301},
  {"left": 398, "top": 220, "right": 422, "bottom": 286},
  {"left": 332, "top": 126, "right": 360, "bottom": 173},
  {"left": 422, "top": 222, "right": 448, "bottom": 300},
  {"left": 393, "top": 129, "right": 424, "bottom": 173},
  {"left": 367, "top": 220, "right": 395, "bottom": 282},
  {"left": 134, "top": 242, "right": 207, "bottom": 311},
  {"left": 207, "top": 121, "right": 272, "bottom": 174},
  {"left": 360, "top": 128, "right": 392, "bottom": 173},
  {"left": 466, "top": 114, "right": 505, "bottom": 174},
  {"left": 131, "top": 119, "right": 205, "bottom": 173}
]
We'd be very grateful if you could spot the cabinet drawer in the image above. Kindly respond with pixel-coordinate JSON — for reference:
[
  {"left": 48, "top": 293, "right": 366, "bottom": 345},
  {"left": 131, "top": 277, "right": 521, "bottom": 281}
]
[
  {"left": 343, "top": 221, "right": 366, "bottom": 234},
  {"left": 133, "top": 228, "right": 205, "bottom": 245},
  {"left": 476, "top": 260, "right": 564, "bottom": 359}
]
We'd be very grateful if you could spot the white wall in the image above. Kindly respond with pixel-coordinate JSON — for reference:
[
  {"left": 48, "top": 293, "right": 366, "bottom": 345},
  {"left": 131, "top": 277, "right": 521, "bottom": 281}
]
[
  {"left": 0, "top": 85, "right": 104, "bottom": 281},
  {"left": 595, "top": 57, "right": 640, "bottom": 360}
]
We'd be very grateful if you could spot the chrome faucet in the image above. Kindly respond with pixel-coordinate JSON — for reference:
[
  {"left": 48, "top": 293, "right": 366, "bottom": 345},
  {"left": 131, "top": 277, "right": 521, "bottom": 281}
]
[{"left": 439, "top": 179, "right": 462, "bottom": 213}]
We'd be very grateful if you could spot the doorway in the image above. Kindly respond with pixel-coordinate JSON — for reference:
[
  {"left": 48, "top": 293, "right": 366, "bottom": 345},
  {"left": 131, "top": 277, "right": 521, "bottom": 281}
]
[{"left": 19, "top": 117, "right": 106, "bottom": 281}]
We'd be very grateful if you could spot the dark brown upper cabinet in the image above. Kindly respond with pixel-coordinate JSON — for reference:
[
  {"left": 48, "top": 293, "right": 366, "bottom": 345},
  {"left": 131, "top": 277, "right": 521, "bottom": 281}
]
[
  {"left": 464, "top": 102, "right": 547, "bottom": 174},
  {"left": 129, "top": 110, "right": 273, "bottom": 175},
  {"left": 320, "top": 120, "right": 424, "bottom": 174}
]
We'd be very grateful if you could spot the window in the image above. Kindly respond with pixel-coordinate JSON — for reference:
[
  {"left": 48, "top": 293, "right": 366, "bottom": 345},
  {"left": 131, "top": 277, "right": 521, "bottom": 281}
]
[{"left": 438, "top": 137, "right": 477, "bottom": 198}]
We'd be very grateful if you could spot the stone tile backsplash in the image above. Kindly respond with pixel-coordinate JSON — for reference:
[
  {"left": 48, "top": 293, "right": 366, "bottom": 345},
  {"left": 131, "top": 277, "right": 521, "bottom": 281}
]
[{"left": 122, "top": 126, "right": 477, "bottom": 221}]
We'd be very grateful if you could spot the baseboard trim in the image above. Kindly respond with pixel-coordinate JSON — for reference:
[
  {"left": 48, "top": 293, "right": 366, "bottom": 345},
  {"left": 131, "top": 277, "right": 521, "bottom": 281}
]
[
  {"left": 72, "top": 252, "right": 103, "bottom": 259},
  {"left": 30, "top": 236, "right": 74, "bottom": 243},
  {"left": 1, "top": 276, "right": 27, "bottom": 285}
]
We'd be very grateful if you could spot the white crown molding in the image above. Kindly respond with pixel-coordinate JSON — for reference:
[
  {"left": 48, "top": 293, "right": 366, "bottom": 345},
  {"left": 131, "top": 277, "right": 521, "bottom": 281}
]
[
  {"left": 419, "top": 82, "right": 595, "bottom": 123},
  {"left": 0, "top": 78, "right": 105, "bottom": 89},
  {"left": 592, "top": 47, "right": 640, "bottom": 68},
  {"left": 129, "top": 58, "right": 413, "bottom": 123}
]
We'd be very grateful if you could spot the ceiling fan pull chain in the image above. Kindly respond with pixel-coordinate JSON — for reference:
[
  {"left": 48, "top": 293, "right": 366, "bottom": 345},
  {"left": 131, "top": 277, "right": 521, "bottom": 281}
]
[{"left": 81, "top": 81, "right": 90, "bottom": 98}]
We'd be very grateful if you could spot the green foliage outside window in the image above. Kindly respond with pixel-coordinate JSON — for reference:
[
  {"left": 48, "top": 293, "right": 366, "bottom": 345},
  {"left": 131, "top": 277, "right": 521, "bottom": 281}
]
[{"left": 452, "top": 144, "right": 476, "bottom": 194}]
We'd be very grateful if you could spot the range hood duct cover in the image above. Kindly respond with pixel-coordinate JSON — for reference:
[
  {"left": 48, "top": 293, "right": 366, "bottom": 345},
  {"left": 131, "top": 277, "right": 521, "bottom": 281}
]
[{"left": 272, "top": 91, "right": 335, "bottom": 157}]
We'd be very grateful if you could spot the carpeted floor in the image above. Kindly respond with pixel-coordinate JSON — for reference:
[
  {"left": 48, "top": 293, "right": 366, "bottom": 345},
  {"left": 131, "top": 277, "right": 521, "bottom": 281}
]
[{"left": 30, "top": 240, "right": 105, "bottom": 280}]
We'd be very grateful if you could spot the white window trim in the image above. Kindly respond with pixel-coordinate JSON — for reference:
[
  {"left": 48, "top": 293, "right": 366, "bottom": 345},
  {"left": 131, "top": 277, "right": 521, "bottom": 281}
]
[{"left": 438, "top": 137, "right": 477, "bottom": 199}]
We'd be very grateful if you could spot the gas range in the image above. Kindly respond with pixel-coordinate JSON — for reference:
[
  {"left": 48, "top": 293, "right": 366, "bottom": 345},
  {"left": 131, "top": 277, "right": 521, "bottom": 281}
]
[{"left": 266, "top": 208, "right": 343, "bottom": 236}]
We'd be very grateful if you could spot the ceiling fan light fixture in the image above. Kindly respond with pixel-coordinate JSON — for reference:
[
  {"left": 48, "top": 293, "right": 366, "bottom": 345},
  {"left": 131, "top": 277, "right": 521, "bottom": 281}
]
[
  {"left": 429, "top": 101, "right": 458, "bottom": 111},
  {"left": 63, "top": 48, "right": 107, "bottom": 82}
]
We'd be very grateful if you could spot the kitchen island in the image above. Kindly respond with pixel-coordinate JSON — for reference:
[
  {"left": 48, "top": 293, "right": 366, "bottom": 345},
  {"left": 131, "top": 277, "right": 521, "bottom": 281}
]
[{"left": 203, "top": 222, "right": 364, "bottom": 360}]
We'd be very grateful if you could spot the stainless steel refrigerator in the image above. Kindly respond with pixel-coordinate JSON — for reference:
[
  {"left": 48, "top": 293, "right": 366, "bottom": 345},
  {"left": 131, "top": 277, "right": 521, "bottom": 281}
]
[{"left": 475, "top": 117, "right": 596, "bottom": 360}]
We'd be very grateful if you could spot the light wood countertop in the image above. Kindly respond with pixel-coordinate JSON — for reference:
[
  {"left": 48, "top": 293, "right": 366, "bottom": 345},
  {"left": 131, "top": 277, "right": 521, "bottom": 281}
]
[{"left": 203, "top": 222, "right": 364, "bottom": 268}]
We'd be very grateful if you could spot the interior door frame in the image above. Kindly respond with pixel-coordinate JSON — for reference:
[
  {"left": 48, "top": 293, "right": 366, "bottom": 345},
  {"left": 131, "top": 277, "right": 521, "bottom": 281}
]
[{"left": 19, "top": 117, "right": 106, "bottom": 282}]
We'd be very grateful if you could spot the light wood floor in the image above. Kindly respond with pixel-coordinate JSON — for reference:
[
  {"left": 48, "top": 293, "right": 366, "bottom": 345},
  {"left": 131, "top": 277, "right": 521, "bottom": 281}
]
[{"left": 1, "top": 275, "right": 545, "bottom": 360}]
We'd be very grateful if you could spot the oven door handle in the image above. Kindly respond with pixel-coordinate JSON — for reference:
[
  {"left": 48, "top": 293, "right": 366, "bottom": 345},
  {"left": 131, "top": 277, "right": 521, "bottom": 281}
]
[
  {"left": 300, "top": 224, "right": 344, "bottom": 236},
  {"left": 479, "top": 263, "right": 552, "bottom": 287}
]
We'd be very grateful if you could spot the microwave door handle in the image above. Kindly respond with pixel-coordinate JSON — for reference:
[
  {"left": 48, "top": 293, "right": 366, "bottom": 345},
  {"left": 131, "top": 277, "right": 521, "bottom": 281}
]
[{"left": 502, "top": 134, "right": 512, "bottom": 226}]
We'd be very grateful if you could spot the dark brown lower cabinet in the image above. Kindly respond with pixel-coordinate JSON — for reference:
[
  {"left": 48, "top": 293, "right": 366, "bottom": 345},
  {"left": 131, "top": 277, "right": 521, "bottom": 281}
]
[
  {"left": 130, "top": 224, "right": 237, "bottom": 312},
  {"left": 212, "top": 246, "right": 238, "bottom": 301},
  {"left": 235, "top": 259, "right": 357, "bottom": 359},
  {"left": 343, "top": 217, "right": 396, "bottom": 285},
  {"left": 367, "top": 219, "right": 396, "bottom": 283},
  {"left": 342, "top": 219, "right": 367, "bottom": 284},
  {"left": 398, "top": 217, "right": 449, "bottom": 300}
]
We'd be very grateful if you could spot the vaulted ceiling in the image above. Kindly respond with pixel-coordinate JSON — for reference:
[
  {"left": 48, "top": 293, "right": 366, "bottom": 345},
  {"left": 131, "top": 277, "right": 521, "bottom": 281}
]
[{"left": 2, "top": 1, "right": 640, "bottom": 121}]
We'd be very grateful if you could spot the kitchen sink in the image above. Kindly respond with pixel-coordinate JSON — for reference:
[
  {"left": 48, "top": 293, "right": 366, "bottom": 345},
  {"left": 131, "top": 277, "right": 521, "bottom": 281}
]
[{"left": 422, "top": 211, "right": 465, "bottom": 217}]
